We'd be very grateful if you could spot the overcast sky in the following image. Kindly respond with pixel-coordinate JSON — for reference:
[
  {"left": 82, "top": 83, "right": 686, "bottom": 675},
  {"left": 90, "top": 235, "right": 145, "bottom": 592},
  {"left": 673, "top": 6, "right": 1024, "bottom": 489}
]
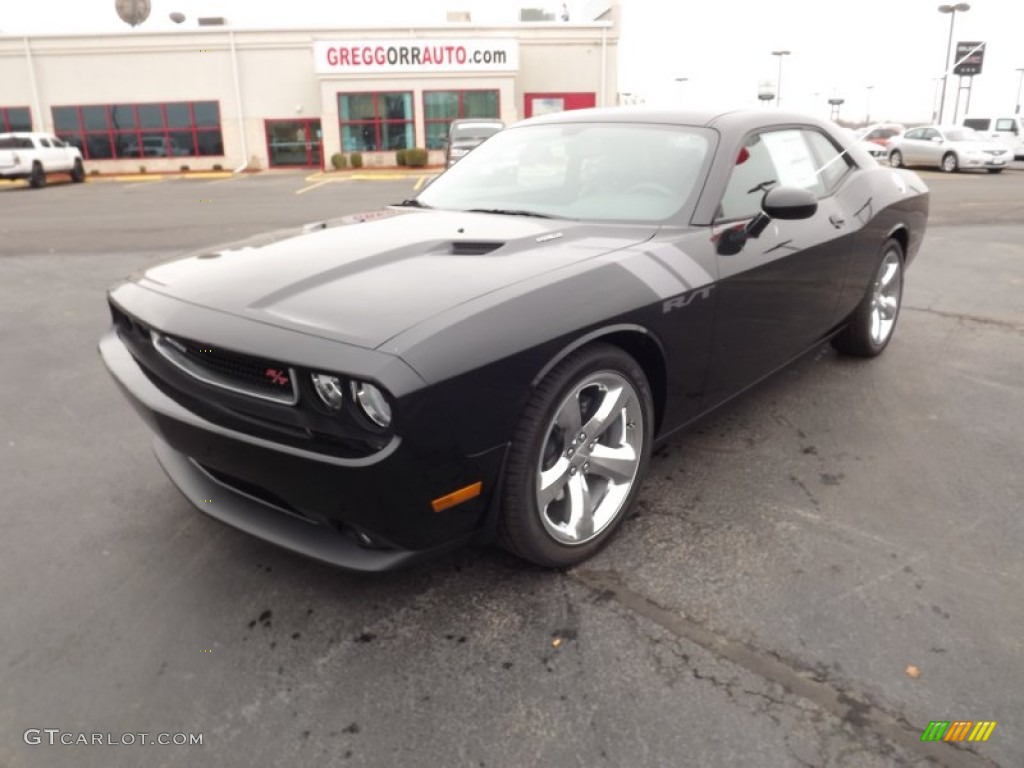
[{"left": 2, "top": 0, "right": 1022, "bottom": 124}]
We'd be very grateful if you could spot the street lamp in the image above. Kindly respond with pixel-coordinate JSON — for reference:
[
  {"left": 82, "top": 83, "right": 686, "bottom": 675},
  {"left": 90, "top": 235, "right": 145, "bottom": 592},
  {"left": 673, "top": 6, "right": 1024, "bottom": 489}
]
[
  {"left": 675, "top": 76, "right": 689, "bottom": 105},
  {"left": 937, "top": 3, "right": 970, "bottom": 124},
  {"left": 865, "top": 85, "right": 874, "bottom": 125},
  {"left": 771, "top": 50, "right": 791, "bottom": 108},
  {"left": 828, "top": 97, "right": 845, "bottom": 122},
  {"left": 931, "top": 76, "right": 944, "bottom": 122},
  {"left": 1016, "top": 67, "right": 1024, "bottom": 115}
]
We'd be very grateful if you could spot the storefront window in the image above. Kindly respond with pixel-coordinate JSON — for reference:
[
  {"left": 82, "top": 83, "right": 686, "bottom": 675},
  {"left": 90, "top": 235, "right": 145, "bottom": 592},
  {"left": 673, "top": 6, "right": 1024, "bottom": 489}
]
[
  {"left": 423, "top": 90, "right": 499, "bottom": 149},
  {"left": 338, "top": 92, "right": 413, "bottom": 152},
  {"left": 0, "top": 107, "right": 33, "bottom": 132},
  {"left": 51, "top": 101, "right": 224, "bottom": 160}
]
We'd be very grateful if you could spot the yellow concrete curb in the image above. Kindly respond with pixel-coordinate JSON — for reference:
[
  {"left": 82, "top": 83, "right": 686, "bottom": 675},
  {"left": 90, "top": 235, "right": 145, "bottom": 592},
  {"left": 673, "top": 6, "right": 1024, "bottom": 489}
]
[
  {"left": 110, "top": 175, "right": 165, "bottom": 183},
  {"left": 174, "top": 172, "right": 234, "bottom": 180}
]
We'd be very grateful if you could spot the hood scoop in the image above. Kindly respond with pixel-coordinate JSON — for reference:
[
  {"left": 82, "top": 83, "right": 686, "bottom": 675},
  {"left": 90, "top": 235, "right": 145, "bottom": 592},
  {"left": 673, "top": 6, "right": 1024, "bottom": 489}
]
[{"left": 449, "top": 241, "right": 504, "bottom": 256}]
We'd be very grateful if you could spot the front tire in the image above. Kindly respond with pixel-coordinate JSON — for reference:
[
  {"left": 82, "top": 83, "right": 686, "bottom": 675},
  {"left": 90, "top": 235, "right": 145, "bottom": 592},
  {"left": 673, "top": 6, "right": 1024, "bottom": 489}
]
[
  {"left": 832, "top": 238, "right": 904, "bottom": 357},
  {"left": 987, "top": 168, "right": 1003, "bottom": 174},
  {"left": 70, "top": 158, "right": 85, "bottom": 183},
  {"left": 29, "top": 162, "right": 45, "bottom": 188},
  {"left": 498, "top": 344, "right": 653, "bottom": 567},
  {"left": 888, "top": 150, "right": 903, "bottom": 168},
  {"left": 941, "top": 152, "right": 959, "bottom": 173}
]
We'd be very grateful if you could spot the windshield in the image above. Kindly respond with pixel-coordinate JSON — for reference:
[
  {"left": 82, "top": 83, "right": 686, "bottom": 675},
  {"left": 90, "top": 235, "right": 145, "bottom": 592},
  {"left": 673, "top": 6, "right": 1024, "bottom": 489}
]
[
  {"left": 452, "top": 123, "right": 503, "bottom": 141},
  {"left": 418, "top": 122, "right": 713, "bottom": 222},
  {"left": 943, "top": 128, "right": 982, "bottom": 142}
]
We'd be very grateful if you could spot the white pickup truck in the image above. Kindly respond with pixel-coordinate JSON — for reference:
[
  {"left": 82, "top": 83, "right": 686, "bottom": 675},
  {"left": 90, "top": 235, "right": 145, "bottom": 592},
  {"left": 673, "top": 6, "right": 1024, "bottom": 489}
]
[{"left": 0, "top": 132, "right": 85, "bottom": 188}]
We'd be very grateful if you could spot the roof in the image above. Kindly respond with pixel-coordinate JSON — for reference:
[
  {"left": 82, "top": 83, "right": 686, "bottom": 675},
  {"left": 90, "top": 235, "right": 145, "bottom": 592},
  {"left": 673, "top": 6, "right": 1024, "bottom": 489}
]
[{"left": 516, "top": 107, "right": 840, "bottom": 135}]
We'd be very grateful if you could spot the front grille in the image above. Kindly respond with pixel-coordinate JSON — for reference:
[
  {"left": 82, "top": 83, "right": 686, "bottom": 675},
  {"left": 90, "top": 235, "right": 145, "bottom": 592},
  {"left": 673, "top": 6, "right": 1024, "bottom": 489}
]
[{"left": 152, "top": 331, "right": 298, "bottom": 405}]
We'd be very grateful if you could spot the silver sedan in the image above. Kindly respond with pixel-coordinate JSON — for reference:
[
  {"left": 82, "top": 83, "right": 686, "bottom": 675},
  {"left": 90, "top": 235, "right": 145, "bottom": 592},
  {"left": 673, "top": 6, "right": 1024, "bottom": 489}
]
[{"left": 888, "top": 125, "right": 1013, "bottom": 174}]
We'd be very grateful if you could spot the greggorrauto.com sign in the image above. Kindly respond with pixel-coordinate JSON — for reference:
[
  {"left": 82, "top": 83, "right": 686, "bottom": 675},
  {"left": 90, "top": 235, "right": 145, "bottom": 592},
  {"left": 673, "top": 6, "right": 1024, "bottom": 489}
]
[{"left": 314, "top": 39, "right": 519, "bottom": 74}]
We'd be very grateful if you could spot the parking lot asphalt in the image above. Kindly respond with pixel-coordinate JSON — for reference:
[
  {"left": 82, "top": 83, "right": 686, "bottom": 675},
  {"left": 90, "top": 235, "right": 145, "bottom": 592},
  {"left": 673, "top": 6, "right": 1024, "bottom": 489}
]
[{"left": 1, "top": 169, "right": 1022, "bottom": 767}]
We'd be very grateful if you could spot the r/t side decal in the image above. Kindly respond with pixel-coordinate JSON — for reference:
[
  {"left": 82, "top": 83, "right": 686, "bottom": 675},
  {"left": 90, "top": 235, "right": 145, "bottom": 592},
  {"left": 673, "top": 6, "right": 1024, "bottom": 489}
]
[{"left": 663, "top": 285, "right": 714, "bottom": 313}]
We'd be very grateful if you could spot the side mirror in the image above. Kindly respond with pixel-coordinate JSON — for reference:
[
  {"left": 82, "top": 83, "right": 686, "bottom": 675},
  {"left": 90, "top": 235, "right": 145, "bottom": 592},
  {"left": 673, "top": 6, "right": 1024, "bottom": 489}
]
[
  {"left": 716, "top": 186, "right": 817, "bottom": 256},
  {"left": 931, "top": 136, "right": 943, "bottom": 143},
  {"left": 762, "top": 186, "right": 817, "bottom": 220}
]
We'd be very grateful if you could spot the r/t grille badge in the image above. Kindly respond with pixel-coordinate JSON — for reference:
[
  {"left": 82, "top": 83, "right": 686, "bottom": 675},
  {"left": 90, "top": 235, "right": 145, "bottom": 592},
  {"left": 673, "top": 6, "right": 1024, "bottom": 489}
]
[{"left": 265, "top": 368, "right": 289, "bottom": 387}]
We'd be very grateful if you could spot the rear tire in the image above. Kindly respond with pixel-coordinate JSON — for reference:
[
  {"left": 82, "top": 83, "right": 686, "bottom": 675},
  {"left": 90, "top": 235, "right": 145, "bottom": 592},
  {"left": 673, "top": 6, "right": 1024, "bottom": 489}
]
[
  {"left": 29, "top": 162, "right": 45, "bottom": 189},
  {"left": 498, "top": 343, "right": 653, "bottom": 567},
  {"left": 70, "top": 158, "right": 85, "bottom": 183},
  {"left": 941, "top": 152, "right": 959, "bottom": 173},
  {"left": 832, "top": 238, "right": 904, "bottom": 358},
  {"left": 986, "top": 168, "right": 1003, "bottom": 174},
  {"left": 888, "top": 150, "right": 903, "bottom": 168}
]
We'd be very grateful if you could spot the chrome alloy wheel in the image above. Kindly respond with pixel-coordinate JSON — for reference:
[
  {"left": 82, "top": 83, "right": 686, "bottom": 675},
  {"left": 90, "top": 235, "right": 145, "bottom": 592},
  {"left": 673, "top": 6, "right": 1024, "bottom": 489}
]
[
  {"left": 869, "top": 249, "right": 902, "bottom": 346},
  {"left": 535, "top": 372, "right": 643, "bottom": 545}
]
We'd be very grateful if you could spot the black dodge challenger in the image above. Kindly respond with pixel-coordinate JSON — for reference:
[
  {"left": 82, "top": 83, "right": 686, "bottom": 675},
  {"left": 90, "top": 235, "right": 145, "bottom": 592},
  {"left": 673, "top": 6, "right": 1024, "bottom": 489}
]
[{"left": 101, "top": 109, "right": 929, "bottom": 571}]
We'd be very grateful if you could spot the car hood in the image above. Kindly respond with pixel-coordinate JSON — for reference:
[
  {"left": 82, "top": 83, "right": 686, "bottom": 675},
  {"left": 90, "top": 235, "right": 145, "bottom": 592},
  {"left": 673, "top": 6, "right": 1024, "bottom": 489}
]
[{"left": 135, "top": 209, "right": 656, "bottom": 349}]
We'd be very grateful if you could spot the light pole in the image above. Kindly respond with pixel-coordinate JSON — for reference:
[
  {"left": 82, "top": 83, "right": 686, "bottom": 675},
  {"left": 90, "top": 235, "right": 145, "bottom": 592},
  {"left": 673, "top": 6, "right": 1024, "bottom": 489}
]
[
  {"left": 931, "top": 76, "right": 944, "bottom": 122},
  {"left": 675, "top": 77, "right": 689, "bottom": 105},
  {"left": 937, "top": 3, "right": 970, "bottom": 124},
  {"left": 771, "top": 50, "right": 791, "bottom": 108},
  {"left": 1016, "top": 67, "right": 1024, "bottom": 115},
  {"left": 865, "top": 85, "right": 874, "bottom": 125}
]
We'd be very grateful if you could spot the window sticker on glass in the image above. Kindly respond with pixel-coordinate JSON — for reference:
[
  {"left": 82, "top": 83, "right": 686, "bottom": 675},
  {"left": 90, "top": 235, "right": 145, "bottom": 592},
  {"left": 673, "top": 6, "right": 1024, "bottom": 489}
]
[{"left": 761, "top": 130, "right": 819, "bottom": 190}]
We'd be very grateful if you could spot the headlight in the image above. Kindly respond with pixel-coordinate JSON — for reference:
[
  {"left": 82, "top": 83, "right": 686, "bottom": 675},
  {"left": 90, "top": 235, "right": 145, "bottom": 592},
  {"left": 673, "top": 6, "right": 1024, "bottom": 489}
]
[
  {"left": 351, "top": 381, "right": 392, "bottom": 428},
  {"left": 311, "top": 373, "right": 344, "bottom": 411}
]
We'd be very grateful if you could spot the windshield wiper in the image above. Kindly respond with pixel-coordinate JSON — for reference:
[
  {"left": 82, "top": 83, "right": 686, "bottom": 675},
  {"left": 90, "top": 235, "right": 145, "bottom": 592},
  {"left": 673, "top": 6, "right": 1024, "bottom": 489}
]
[
  {"left": 467, "top": 208, "right": 555, "bottom": 219},
  {"left": 395, "top": 198, "right": 430, "bottom": 208}
]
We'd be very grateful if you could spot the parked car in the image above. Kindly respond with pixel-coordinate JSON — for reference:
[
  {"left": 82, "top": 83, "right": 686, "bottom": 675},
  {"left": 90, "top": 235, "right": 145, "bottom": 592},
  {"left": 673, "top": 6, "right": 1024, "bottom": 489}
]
[
  {"left": 0, "top": 132, "right": 85, "bottom": 188},
  {"left": 843, "top": 128, "right": 887, "bottom": 160},
  {"left": 856, "top": 123, "right": 905, "bottom": 147},
  {"left": 101, "top": 108, "right": 929, "bottom": 571},
  {"left": 888, "top": 125, "right": 1013, "bottom": 173},
  {"left": 443, "top": 118, "right": 504, "bottom": 167},
  {"left": 961, "top": 115, "right": 1024, "bottom": 161}
]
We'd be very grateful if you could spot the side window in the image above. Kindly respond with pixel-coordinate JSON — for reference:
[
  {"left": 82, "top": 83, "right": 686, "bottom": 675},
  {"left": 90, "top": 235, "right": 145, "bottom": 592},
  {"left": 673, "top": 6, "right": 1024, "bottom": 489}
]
[
  {"left": 963, "top": 118, "right": 989, "bottom": 131},
  {"left": 994, "top": 119, "right": 1017, "bottom": 134},
  {"left": 718, "top": 133, "right": 781, "bottom": 220},
  {"left": 718, "top": 129, "right": 826, "bottom": 220},
  {"left": 39, "top": 137, "right": 52, "bottom": 148},
  {"left": 804, "top": 130, "right": 854, "bottom": 192},
  {"left": 904, "top": 128, "right": 922, "bottom": 140},
  {"left": 922, "top": 128, "right": 939, "bottom": 141}
]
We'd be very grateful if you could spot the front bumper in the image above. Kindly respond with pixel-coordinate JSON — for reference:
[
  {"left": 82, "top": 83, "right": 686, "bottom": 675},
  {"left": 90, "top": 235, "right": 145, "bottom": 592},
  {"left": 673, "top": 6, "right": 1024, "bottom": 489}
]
[
  {"left": 961, "top": 154, "right": 1010, "bottom": 169},
  {"left": 100, "top": 329, "right": 506, "bottom": 571}
]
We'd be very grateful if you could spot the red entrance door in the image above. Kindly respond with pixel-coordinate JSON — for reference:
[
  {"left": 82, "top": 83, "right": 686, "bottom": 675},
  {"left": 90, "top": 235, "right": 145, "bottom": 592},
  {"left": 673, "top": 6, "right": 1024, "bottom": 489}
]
[{"left": 523, "top": 93, "right": 596, "bottom": 119}]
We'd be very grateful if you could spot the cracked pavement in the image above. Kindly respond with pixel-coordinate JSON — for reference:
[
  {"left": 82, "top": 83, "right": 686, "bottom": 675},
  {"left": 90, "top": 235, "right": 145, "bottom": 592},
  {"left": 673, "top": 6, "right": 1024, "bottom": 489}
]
[{"left": 1, "top": 170, "right": 1021, "bottom": 766}]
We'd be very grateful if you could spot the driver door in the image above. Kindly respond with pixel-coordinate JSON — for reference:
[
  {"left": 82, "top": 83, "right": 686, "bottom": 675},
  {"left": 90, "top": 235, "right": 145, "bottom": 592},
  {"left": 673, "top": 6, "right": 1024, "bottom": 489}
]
[{"left": 704, "top": 128, "right": 855, "bottom": 406}]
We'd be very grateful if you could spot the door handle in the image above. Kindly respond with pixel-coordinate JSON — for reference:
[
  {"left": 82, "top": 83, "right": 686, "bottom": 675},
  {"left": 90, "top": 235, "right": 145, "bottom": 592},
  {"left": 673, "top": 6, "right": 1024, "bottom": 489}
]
[{"left": 828, "top": 214, "right": 846, "bottom": 229}]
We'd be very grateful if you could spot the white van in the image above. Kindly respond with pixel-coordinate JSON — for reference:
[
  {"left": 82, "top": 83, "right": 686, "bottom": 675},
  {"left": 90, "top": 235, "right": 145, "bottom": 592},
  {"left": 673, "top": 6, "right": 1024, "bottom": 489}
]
[{"left": 961, "top": 116, "right": 1024, "bottom": 160}]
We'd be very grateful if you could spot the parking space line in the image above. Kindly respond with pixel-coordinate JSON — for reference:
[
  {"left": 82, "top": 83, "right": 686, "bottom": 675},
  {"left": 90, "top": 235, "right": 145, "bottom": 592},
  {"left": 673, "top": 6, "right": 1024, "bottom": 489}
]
[{"left": 295, "top": 179, "right": 338, "bottom": 195}]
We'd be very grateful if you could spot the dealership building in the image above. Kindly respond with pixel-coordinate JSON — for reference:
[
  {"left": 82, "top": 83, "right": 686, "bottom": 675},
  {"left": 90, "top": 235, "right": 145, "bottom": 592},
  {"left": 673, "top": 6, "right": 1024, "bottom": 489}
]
[{"left": 0, "top": 4, "right": 618, "bottom": 172}]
